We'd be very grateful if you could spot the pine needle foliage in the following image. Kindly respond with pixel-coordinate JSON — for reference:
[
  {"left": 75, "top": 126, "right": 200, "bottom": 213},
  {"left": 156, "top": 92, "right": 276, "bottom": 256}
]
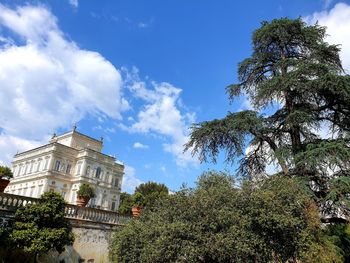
[{"left": 185, "top": 18, "right": 350, "bottom": 222}]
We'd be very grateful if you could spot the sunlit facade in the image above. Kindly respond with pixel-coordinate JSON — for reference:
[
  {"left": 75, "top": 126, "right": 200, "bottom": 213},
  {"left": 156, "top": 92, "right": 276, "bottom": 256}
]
[{"left": 5, "top": 128, "right": 124, "bottom": 211}]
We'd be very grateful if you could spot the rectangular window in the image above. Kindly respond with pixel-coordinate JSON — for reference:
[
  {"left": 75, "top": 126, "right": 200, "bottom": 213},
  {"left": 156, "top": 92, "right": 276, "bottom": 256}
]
[
  {"left": 66, "top": 164, "right": 71, "bottom": 174},
  {"left": 23, "top": 164, "right": 28, "bottom": 175},
  {"left": 29, "top": 163, "right": 34, "bottom": 173},
  {"left": 37, "top": 160, "right": 42, "bottom": 172},
  {"left": 114, "top": 178, "right": 119, "bottom": 187},
  {"left": 95, "top": 167, "right": 101, "bottom": 179},
  {"left": 44, "top": 158, "right": 49, "bottom": 170},
  {"left": 77, "top": 163, "right": 81, "bottom": 175},
  {"left": 111, "top": 201, "right": 116, "bottom": 211},
  {"left": 54, "top": 160, "right": 61, "bottom": 171}
]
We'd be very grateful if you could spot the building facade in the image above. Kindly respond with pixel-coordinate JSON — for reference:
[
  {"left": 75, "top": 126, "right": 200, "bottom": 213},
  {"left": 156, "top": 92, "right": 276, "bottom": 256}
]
[{"left": 4, "top": 128, "right": 124, "bottom": 211}]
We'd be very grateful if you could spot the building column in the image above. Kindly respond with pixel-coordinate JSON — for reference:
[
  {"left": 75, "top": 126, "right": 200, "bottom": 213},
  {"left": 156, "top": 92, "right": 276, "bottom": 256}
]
[
  {"left": 81, "top": 160, "right": 87, "bottom": 176},
  {"left": 42, "top": 178, "right": 50, "bottom": 193},
  {"left": 48, "top": 155, "right": 55, "bottom": 171}
]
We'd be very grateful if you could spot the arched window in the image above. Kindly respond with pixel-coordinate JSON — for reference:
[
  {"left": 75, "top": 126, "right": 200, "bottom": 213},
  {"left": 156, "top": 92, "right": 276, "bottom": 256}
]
[
  {"left": 95, "top": 167, "right": 101, "bottom": 179},
  {"left": 86, "top": 166, "right": 91, "bottom": 176}
]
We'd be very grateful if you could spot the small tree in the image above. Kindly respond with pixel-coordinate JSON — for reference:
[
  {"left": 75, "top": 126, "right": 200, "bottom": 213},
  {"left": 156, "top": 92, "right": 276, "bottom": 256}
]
[
  {"left": 0, "top": 165, "right": 13, "bottom": 179},
  {"left": 10, "top": 191, "right": 74, "bottom": 262},
  {"left": 118, "top": 182, "right": 169, "bottom": 214},
  {"left": 135, "top": 181, "right": 168, "bottom": 208}
]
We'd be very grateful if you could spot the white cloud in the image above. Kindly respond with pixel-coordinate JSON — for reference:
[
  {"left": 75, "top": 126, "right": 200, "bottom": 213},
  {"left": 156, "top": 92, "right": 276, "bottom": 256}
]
[
  {"left": 305, "top": 2, "right": 350, "bottom": 72},
  {"left": 0, "top": 134, "right": 44, "bottom": 166},
  {"left": 69, "top": 0, "right": 79, "bottom": 8},
  {"left": 133, "top": 142, "right": 149, "bottom": 149},
  {"left": 0, "top": 4, "right": 129, "bottom": 164},
  {"left": 323, "top": 0, "right": 334, "bottom": 9},
  {"left": 122, "top": 165, "right": 143, "bottom": 193},
  {"left": 123, "top": 68, "right": 198, "bottom": 167}
]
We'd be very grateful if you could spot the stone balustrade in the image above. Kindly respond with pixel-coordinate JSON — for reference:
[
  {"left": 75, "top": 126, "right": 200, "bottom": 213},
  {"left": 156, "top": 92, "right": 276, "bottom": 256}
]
[
  {"left": 0, "top": 192, "right": 39, "bottom": 210},
  {"left": 64, "top": 204, "right": 131, "bottom": 225},
  {"left": 0, "top": 192, "right": 131, "bottom": 226}
]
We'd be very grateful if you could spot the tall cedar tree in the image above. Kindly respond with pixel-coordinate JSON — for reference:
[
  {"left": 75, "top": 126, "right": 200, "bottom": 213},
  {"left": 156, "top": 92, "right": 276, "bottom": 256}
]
[{"left": 185, "top": 18, "right": 350, "bottom": 223}]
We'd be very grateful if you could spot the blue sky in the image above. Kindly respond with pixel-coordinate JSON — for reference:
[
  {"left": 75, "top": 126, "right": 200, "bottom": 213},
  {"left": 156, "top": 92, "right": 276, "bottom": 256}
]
[{"left": 0, "top": 0, "right": 349, "bottom": 192}]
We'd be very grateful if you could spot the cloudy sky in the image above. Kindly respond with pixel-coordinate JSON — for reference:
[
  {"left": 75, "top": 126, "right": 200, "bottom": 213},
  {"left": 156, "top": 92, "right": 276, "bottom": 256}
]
[{"left": 0, "top": 0, "right": 349, "bottom": 192}]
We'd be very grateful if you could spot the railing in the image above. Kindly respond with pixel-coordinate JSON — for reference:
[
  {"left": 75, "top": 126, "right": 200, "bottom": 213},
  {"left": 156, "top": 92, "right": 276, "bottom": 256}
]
[
  {"left": 0, "top": 193, "right": 132, "bottom": 226},
  {"left": 64, "top": 204, "right": 131, "bottom": 225},
  {"left": 0, "top": 193, "right": 39, "bottom": 211}
]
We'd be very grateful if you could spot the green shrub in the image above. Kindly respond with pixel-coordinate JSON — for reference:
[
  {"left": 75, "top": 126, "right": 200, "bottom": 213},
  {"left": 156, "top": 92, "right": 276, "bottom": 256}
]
[
  {"left": 0, "top": 165, "right": 13, "bottom": 179},
  {"left": 77, "top": 183, "right": 96, "bottom": 198}
]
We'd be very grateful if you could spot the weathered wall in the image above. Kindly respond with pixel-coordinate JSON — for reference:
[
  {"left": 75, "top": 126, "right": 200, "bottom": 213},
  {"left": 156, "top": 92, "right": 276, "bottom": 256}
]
[{"left": 39, "top": 220, "right": 120, "bottom": 263}]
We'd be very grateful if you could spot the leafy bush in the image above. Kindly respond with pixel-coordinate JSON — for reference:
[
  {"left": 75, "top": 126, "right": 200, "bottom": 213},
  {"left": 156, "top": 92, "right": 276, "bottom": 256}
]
[
  {"left": 118, "top": 182, "right": 169, "bottom": 214},
  {"left": 77, "top": 183, "right": 96, "bottom": 198},
  {"left": 131, "top": 192, "right": 145, "bottom": 207},
  {"left": 9, "top": 191, "right": 75, "bottom": 262},
  {"left": 0, "top": 165, "right": 13, "bottom": 179},
  {"left": 118, "top": 192, "right": 133, "bottom": 214},
  {"left": 110, "top": 171, "right": 343, "bottom": 263},
  {"left": 135, "top": 181, "right": 168, "bottom": 208}
]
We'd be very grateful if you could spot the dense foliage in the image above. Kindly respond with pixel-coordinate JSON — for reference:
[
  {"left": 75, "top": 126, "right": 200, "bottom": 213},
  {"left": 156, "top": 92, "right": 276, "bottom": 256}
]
[
  {"left": 118, "top": 182, "right": 169, "bottom": 214},
  {"left": 0, "top": 165, "right": 13, "bottom": 179},
  {"left": 131, "top": 192, "right": 145, "bottom": 207},
  {"left": 77, "top": 183, "right": 96, "bottom": 198},
  {"left": 135, "top": 181, "right": 169, "bottom": 208},
  {"left": 185, "top": 18, "right": 350, "bottom": 223},
  {"left": 118, "top": 192, "right": 133, "bottom": 214},
  {"left": 9, "top": 191, "right": 74, "bottom": 261},
  {"left": 110, "top": 171, "right": 347, "bottom": 262}
]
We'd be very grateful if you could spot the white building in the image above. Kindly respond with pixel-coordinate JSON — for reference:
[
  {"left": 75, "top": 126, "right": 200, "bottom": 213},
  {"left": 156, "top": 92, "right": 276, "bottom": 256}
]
[{"left": 4, "top": 128, "right": 124, "bottom": 211}]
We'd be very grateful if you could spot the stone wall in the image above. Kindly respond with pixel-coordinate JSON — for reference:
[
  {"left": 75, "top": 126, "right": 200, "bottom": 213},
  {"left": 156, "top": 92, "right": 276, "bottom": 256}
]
[
  {"left": 39, "top": 220, "right": 121, "bottom": 263},
  {"left": 0, "top": 193, "right": 131, "bottom": 263}
]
